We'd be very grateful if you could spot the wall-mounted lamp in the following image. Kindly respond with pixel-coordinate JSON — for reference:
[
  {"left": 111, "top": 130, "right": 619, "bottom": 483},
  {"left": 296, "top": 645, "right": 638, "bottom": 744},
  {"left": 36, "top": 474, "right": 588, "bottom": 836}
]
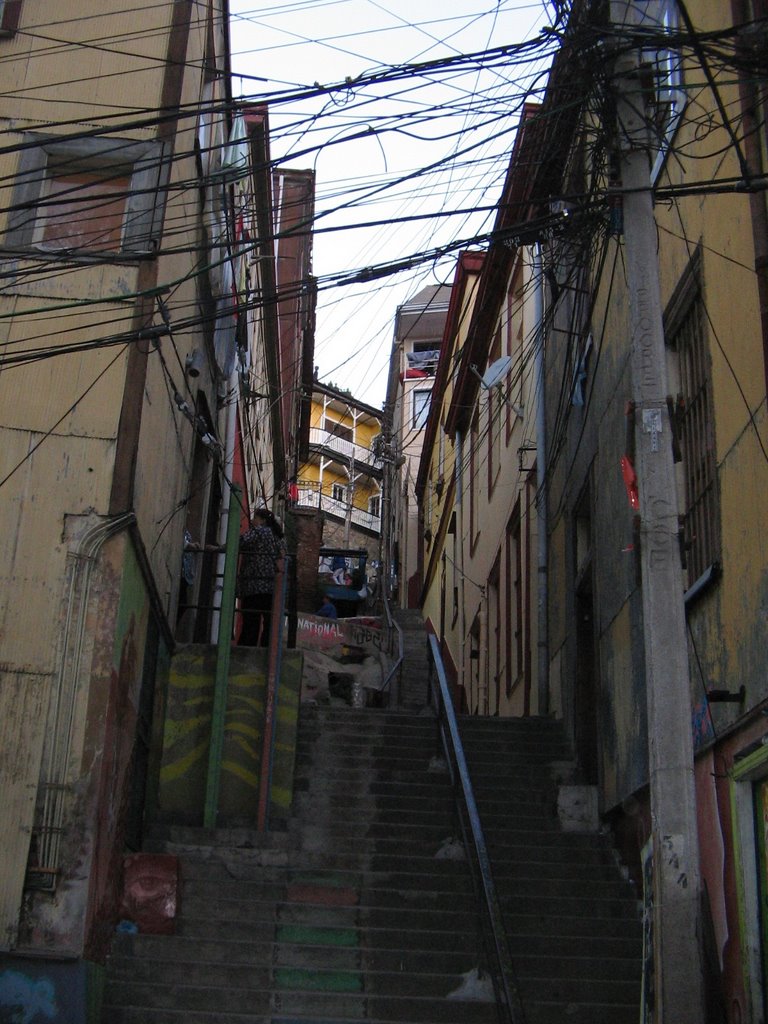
[{"left": 185, "top": 349, "right": 205, "bottom": 378}]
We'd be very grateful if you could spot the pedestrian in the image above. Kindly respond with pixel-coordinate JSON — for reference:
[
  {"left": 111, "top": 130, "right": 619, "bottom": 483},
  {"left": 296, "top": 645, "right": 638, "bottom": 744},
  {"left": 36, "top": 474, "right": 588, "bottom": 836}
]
[
  {"left": 237, "top": 508, "right": 283, "bottom": 646},
  {"left": 316, "top": 594, "right": 337, "bottom": 619}
]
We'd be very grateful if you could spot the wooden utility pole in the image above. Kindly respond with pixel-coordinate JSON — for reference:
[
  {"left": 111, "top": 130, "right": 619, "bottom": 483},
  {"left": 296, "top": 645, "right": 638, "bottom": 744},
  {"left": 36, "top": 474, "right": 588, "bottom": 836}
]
[{"left": 612, "top": 3, "right": 705, "bottom": 1019}]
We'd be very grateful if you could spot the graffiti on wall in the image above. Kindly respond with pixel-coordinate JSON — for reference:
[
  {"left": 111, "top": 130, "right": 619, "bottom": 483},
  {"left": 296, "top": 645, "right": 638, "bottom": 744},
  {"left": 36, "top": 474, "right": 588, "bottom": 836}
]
[
  {"left": 0, "top": 970, "right": 57, "bottom": 1023},
  {"left": 296, "top": 615, "right": 388, "bottom": 706}
]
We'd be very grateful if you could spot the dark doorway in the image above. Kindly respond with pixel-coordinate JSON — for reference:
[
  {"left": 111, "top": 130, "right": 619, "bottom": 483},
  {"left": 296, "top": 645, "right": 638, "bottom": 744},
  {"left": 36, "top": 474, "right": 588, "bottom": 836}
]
[
  {"left": 573, "top": 483, "right": 600, "bottom": 786},
  {"left": 574, "top": 574, "right": 600, "bottom": 785}
]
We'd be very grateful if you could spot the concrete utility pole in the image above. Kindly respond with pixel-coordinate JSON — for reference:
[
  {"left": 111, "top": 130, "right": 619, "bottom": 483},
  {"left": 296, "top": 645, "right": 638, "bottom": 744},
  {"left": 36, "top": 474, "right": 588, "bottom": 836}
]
[{"left": 611, "top": 3, "right": 705, "bottom": 1020}]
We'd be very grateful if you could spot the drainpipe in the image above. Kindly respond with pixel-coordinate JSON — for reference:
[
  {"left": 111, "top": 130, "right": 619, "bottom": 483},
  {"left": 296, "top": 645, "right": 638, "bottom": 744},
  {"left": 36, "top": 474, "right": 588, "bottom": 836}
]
[
  {"left": 478, "top": 588, "right": 489, "bottom": 715},
  {"left": 533, "top": 242, "right": 549, "bottom": 714},
  {"left": 39, "top": 512, "right": 136, "bottom": 877},
  {"left": 455, "top": 429, "right": 467, "bottom": 704},
  {"left": 731, "top": 0, "right": 768, "bottom": 403}
]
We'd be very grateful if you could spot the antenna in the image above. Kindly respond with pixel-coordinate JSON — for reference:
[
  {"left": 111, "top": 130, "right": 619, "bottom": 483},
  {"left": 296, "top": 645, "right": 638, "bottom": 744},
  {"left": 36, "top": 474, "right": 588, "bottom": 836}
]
[
  {"left": 470, "top": 356, "right": 523, "bottom": 417},
  {"left": 481, "top": 356, "right": 512, "bottom": 389}
]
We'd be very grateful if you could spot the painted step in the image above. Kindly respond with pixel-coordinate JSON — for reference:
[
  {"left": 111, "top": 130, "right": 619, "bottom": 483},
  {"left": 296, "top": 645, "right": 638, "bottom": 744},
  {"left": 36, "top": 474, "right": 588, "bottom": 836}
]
[{"left": 275, "top": 944, "right": 477, "bottom": 976}]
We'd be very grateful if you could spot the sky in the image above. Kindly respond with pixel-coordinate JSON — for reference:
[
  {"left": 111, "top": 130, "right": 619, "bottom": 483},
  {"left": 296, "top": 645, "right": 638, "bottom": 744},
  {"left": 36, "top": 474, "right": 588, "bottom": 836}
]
[{"left": 228, "top": 1, "right": 556, "bottom": 409}]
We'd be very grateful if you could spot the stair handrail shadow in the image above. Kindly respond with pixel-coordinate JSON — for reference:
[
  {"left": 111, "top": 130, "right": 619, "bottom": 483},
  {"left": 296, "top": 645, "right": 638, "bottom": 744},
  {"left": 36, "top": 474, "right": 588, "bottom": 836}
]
[{"left": 427, "top": 632, "right": 527, "bottom": 1024}]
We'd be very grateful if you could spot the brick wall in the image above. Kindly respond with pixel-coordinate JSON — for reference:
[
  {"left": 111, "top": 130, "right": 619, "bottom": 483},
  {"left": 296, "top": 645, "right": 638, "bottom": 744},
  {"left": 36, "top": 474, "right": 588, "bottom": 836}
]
[{"left": 291, "top": 508, "right": 324, "bottom": 613}]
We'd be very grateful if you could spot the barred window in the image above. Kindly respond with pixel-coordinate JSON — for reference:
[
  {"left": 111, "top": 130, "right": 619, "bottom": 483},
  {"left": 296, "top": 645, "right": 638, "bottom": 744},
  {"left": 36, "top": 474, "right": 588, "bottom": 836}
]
[{"left": 665, "top": 252, "right": 719, "bottom": 589}]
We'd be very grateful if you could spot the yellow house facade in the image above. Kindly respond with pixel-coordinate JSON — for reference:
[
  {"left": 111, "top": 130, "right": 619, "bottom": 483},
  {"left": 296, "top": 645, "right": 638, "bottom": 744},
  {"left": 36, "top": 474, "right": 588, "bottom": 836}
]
[
  {"left": 298, "top": 382, "right": 383, "bottom": 549},
  {"left": 0, "top": 1, "right": 256, "bottom": 1006},
  {"left": 417, "top": 122, "right": 545, "bottom": 718}
]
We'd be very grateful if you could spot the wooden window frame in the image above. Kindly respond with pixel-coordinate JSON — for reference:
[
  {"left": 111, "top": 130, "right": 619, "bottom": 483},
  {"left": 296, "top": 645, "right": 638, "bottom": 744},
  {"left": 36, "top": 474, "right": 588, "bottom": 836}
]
[
  {"left": 0, "top": 1, "right": 22, "bottom": 36},
  {"left": 323, "top": 416, "right": 353, "bottom": 443},
  {"left": 664, "top": 249, "right": 720, "bottom": 591},
  {"left": 5, "top": 134, "right": 169, "bottom": 257},
  {"left": 412, "top": 388, "right": 431, "bottom": 429}
]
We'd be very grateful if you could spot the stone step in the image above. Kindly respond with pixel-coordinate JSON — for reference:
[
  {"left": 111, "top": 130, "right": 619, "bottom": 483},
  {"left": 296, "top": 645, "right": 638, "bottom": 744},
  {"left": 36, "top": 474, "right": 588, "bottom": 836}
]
[
  {"left": 293, "top": 774, "right": 558, "bottom": 803},
  {"left": 113, "top": 930, "right": 641, "bottom": 970},
  {"left": 103, "top": 981, "right": 498, "bottom": 1023},
  {"left": 111, "top": 933, "right": 272, "bottom": 964},
  {"left": 104, "top": 657, "right": 640, "bottom": 1024},
  {"left": 272, "top": 990, "right": 497, "bottom": 1023},
  {"left": 108, "top": 958, "right": 489, "bottom": 999},
  {"left": 179, "top": 860, "right": 635, "bottom": 904},
  {"left": 501, "top": 910, "right": 642, "bottom": 940},
  {"left": 524, "top": 999, "right": 640, "bottom": 1024},
  {"left": 290, "top": 792, "right": 460, "bottom": 816},
  {"left": 102, "top": 1011, "right": 269, "bottom": 1024},
  {"left": 182, "top": 873, "right": 476, "bottom": 905}
]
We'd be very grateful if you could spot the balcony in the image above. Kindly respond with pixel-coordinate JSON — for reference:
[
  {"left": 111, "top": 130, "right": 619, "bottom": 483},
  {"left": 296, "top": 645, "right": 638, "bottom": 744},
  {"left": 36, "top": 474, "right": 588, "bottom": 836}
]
[
  {"left": 297, "top": 486, "right": 381, "bottom": 535},
  {"left": 309, "top": 428, "right": 382, "bottom": 470}
]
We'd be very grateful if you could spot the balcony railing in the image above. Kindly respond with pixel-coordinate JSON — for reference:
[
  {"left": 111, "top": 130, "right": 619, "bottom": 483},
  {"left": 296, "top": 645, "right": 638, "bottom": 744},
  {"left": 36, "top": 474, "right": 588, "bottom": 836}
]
[
  {"left": 308, "top": 428, "right": 382, "bottom": 469},
  {"left": 297, "top": 486, "right": 381, "bottom": 535}
]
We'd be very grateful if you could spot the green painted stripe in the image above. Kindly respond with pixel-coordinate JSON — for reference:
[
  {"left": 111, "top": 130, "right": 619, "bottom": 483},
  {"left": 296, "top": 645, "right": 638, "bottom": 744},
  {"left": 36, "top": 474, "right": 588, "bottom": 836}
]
[
  {"left": 273, "top": 968, "right": 362, "bottom": 992},
  {"left": 276, "top": 924, "right": 358, "bottom": 947}
]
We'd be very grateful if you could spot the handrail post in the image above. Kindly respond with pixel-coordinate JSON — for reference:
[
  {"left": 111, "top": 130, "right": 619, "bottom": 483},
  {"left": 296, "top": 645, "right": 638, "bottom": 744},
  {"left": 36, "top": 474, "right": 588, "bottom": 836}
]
[{"left": 204, "top": 482, "right": 242, "bottom": 829}]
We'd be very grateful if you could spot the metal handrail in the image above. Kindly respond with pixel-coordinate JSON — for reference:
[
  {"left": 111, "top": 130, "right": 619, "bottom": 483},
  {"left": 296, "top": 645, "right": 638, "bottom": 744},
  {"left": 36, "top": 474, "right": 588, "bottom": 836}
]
[
  {"left": 378, "top": 584, "right": 404, "bottom": 706},
  {"left": 427, "top": 633, "right": 526, "bottom": 1024}
]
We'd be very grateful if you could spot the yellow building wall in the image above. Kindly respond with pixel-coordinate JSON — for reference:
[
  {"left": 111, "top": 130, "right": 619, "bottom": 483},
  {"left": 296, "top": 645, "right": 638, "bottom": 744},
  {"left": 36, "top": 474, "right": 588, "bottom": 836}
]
[{"left": 0, "top": 0, "right": 232, "bottom": 953}]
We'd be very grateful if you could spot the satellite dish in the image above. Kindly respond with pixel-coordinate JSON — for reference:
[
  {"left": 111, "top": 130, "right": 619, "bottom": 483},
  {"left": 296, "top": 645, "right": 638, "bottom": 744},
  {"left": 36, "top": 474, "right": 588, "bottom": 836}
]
[{"left": 481, "top": 356, "right": 512, "bottom": 389}]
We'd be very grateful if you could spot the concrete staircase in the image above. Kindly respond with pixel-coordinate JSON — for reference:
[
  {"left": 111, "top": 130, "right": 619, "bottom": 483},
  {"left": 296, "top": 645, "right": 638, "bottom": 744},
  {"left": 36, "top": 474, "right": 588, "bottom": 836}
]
[
  {"left": 460, "top": 716, "right": 643, "bottom": 1024},
  {"left": 392, "top": 609, "right": 431, "bottom": 709},
  {"left": 102, "top": 643, "right": 642, "bottom": 1024},
  {"left": 101, "top": 707, "right": 497, "bottom": 1024}
]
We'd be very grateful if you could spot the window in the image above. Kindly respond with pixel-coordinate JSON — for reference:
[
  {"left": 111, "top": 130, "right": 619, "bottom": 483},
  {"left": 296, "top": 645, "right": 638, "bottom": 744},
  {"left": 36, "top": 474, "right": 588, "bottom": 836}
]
[
  {"left": 36, "top": 164, "right": 131, "bottom": 252},
  {"left": 412, "top": 389, "right": 431, "bottom": 429},
  {"left": 637, "top": 0, "right": 685, "bottom": 180},
  {"left": 368, "top": 495, "right": 381, "bottom": 519},
  {"left": 665, "top": 251, "right": 719, "bottom": 589},
  {"left": 5, "top": 135, "right": 169, "bottom": 256},
  {"left": 469, "top": 408, "right": 480, "bottom": 554},
  {"left": 505, "top": 279, "right": 524, "bottom": 440},
  {"left": 0, "top": 1, "right": 21, "bottom": 36},
  {"left": 331, "top": 483, "right": 346, "bottom": 503},
  {"left": 407, "top": 342, "right": 439, "bottom": 376},
  {"left": 324, "top": 417, "right": 353, "bottom": 443}
]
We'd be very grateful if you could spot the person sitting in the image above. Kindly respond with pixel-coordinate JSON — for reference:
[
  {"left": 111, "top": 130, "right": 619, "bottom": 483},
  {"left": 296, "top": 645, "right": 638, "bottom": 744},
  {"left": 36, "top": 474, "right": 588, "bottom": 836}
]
[{"left": 316, "top": 594, "right": 337, "bottom": 619}]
